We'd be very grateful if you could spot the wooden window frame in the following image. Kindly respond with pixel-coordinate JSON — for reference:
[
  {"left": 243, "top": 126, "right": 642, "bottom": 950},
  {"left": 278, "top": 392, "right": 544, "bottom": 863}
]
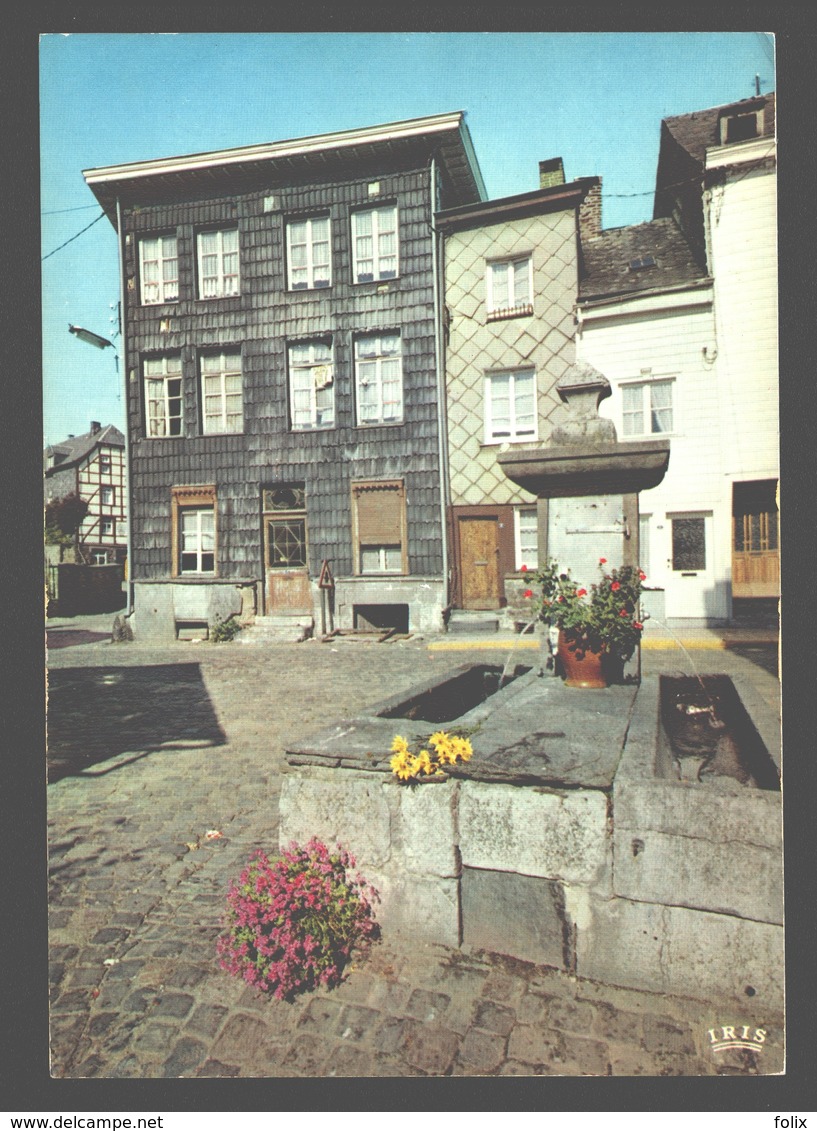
[
  {"left": 514, "top": 506, "right": 538, "bottom": 571},
  {"left": 351, "top": 479, "right": 408, "bottom": 576},
  {"left": 196, "top": 227, "right": 240, "bottom": 299},
  {"left": 144, "top": 354, "right": 183, "bottom": 438},
  {"left": 200, "top": 349, "right": 244, "bottom": 435},
  {"left": 171, "top": 485, "right": 217, "bottom": 578},
  {"left": 287, "top": 340, "right": 335, "bottom": 431},
  {"left": 486, "top": 255, "right": 533, "bottom": 319},
  {"left": 286, "top": 216, "right": 332, "bottom": 291},
  {"left": 351, "top": 204, "right": 399, "bottom": 283},
  {"left": 484, "top": 368, "right": 537, "bottom": 444},
  {"left": 138, "top": 234, "right": 179, "bottom": 305}
]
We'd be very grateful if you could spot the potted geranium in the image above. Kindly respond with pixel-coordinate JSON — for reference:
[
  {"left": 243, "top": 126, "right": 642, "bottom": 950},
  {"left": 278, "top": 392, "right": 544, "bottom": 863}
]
[{"left": 534, "top": 557, "right": 647, "bottom": 687}]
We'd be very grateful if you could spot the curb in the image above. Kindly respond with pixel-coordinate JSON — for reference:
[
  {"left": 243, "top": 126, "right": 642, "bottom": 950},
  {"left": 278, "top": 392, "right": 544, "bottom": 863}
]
[{"left": 428, "top": 635, "right": 777, "bottom": 653}]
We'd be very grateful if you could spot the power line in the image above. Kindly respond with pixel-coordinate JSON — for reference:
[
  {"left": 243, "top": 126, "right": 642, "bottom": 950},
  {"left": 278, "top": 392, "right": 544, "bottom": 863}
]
[
  {"left": 42, "top": 203, "right": 100, "bottom": 216},
  {"left": 42, "top": 211, "right": 106, "bottom": 262}
]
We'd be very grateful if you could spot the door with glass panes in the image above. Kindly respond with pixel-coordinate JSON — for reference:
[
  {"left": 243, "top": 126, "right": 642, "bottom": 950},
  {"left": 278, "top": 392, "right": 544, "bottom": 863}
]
[
  {"left": 263, "top": 485, "right": 312, "bottom": 614},
  {"left": 664, "top": 511, "right": 715, "bottom": 619}
]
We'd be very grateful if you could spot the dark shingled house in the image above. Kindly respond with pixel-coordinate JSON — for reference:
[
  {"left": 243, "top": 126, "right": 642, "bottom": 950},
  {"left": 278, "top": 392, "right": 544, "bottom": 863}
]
[{"left": 83, "top": 114, "right": 486, "bottom": 640}]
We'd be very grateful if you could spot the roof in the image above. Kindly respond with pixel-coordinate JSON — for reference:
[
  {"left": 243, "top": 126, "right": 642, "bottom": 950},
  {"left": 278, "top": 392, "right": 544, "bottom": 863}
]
[
  {"left": 661, "top": 91, "right": 776, "bottom": 165},
  {"left": 44, "top": 425, "right": 124, "bottom": 475},
  {"left": 435, "top": 178, "right": 592, "bottom": 232},
  {"left": 84, "top": 112, "right": 486, "bottom": 218},
  {"left": 578, "top": 217, "right": 708, "bottom": 302}
]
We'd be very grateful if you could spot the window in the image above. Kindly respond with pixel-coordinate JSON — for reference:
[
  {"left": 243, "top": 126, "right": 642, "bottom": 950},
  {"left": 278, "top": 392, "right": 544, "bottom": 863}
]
[
  {"left": 99, "top": 454, "right": 112, "bottom": 475},
  {"left": 671, "top": 516, "right": 706, "bottom": 571},
  {"left": 197, "top": 228, "right": 240, "bottom": 298},
  {"left": 733, "top": 481, "right": 778, "bottom": 553},
  {"left": 288, "top": 341, "right": 334, "bottom": 430},
  {"left": 171, "top": 486, "right": 216, "bottom": 576},
  {"left": 286, "top": 217, "right": 331, "bottom": 289},
  {"left": 200, "top": 351, "right": 243, "bottom": 434},
  {"left": 721, "top": 111, "right": 760, "bottom": 144},
  {"left": 621, "top": 380, "right": 673, "bottom": 437},
  {"left": 101, "top": 485, "right": 115, "bottom": 507},
  {"left": 100, "top": 517, "right": 114, "bottom": 537},
  {"left": 639, "top": 514, "right": 651, "bottom": 577},
  {"left": 92, "top": 550, "right": 108, "bottom": 565},
  {"left": 144, "top": 355, "right": 183, "bottom": 437},
  {"left": 351, "top": 206, "right": 398, "bottom": 282},
  {"left": 486, "top": 256, "right": 533, "bottom": 318},
  {"left": 139, "top": 235, "right": 178, "bottom": 305},
  {"left": 352, "top": 480, "right": 406, "bottom": 574},
  {"left": 485, "top": 369, "right": 537, "bottom": 442},
  {"left": 354, "top": 333, "right": 403, "bottom": 425},
  {"left": 515, "top": 507, "right": 539, "bottom": 571}
]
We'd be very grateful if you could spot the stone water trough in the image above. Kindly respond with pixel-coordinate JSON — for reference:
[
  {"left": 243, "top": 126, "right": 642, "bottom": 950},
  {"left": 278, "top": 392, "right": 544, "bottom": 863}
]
[{"left": 279, "top": 660, "right": 783, "bottom": 1013}]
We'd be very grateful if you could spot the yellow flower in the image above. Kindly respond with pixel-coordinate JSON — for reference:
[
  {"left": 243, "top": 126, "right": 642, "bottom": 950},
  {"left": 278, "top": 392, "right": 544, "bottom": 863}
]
[
  {"left": 452, "top": 736, "right": 473, "bottom": 762},
  {"left": 428, "top": 731, "right": 449, "bottom": 749},
  {"left": 415, "top": 749, "right": 436, "bottom": 777},
  {"left": 390, "top": 752, "right": 414, "bottom": 781},
  {"left": 391, "top": 735, "right": 410, "bottom": 755}
]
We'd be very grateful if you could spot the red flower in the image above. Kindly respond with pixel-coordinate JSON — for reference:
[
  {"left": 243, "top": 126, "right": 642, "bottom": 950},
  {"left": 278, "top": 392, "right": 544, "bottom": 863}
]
[
  {"left": 523, "top": 589, "right": 533, "bottom": 599},
  {"left": 599, "top": 557, "right": 607, "bottom": 564},
  {"left": 633, "top": 621, "right": 643, "bottom": 630},
  {"left": 520, "top": 564, "right": 528, "bottom": 573},
  {"left": 576, "top": 588, "right": 587, "bottom": 597},
  {"left": 619, "top": 609, "right": 629, "bottom": 618},
  {"left": 611, "top": 581, "right": 620, "bottom": 591}
]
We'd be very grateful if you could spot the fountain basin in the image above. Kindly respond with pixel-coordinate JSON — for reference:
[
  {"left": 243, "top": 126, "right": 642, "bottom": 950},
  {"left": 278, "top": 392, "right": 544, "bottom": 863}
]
[
  {"left": 497, "top": 438, "right": 670, "bottom": 497},
  {"left": 279, "top": 666, "right": 783, "bottom": 1010}
]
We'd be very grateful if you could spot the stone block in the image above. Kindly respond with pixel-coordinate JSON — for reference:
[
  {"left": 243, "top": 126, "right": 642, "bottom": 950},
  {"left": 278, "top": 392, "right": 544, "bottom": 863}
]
[
  {"left": 461, "top": 866, "right": 567, "bottom": 969},
  {"left": 375, "top": 871, "right": 461, "bottom": 947},
  {"left": 278, "top": 772, "right": 393, "bottom": 867},
  {"left": 396, "top": 779, "right": 459, "bottom": 876},
  {"left": 459, "top": 781, "right": 609, "bottom": 884},
  {"left": 576, "top": 895, "right": 785, "bottom": 1014},
  {"left": 613, "top": 825, "right": 783, "bottom": 924}
]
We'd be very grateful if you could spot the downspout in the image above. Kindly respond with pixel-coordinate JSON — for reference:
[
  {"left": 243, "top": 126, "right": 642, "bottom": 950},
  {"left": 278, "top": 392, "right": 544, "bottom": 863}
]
[
  {"left": 115, "top": 196, "right": 134, "bottom": 617},
  {"left": 430, "top": 158, "right": 451, "bottom": 617}
]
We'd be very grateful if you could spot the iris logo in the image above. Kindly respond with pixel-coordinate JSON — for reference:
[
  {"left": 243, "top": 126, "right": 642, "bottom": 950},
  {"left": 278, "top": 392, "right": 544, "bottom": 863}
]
[{"left": 707, "top": 1024, "right": 767, "bottom": 1053}]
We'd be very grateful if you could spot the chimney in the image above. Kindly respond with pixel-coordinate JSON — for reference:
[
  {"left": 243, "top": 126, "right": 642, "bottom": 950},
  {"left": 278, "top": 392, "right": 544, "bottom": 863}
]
[
  {"left": 90, "top": 421, "right": 101, "bottom": 434},
  {"left": 578, "top": 177, "right": 603, "bottom": 240},
  {"left": 539, "top": 158, "right": 565, "bottom": 189}
]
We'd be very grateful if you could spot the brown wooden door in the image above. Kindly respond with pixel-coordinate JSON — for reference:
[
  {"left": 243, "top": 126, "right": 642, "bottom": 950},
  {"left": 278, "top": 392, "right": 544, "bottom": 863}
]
[
  {"left": 460, "top": 517, "right": 501, "bottom": 609},
  {"left": 264, "top": 515, "right": 312, "bottom": 613}
]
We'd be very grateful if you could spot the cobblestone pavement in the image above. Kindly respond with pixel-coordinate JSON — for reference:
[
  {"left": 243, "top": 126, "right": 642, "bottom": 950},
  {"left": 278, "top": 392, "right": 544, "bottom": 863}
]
[{"left": 46, "top": 625, "right": 784, "bottom": 1079}]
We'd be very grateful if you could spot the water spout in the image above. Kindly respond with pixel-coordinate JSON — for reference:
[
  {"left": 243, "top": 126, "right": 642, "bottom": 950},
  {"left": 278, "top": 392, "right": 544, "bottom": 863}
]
[{"left": 500, "top": 620, "right": 547, "bottom": 686}]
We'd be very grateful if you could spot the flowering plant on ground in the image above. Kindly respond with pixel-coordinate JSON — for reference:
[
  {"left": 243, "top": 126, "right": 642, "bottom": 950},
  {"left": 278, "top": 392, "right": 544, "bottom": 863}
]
[
  {"left": 389, "top": 731, "right": 473, "bottom": 782},
  {"left": 534, "top": 557, "right": 647, "bottom": 662},
  {"left": 217, "top": 838, "right": 379, "bottom": 1000}
]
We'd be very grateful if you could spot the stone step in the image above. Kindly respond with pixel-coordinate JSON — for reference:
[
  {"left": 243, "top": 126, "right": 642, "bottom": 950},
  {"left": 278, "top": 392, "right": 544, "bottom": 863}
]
[
  {"left": 238, "top": 615, "right": 314, "bottom": 643},
  {"left": 446, "top": 610, "right": 500, "bottom": 634}
]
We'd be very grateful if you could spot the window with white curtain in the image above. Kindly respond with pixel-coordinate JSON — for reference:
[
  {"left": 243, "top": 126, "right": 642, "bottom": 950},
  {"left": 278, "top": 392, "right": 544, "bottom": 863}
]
[
  {"left": 621, "top": 380, "right": 674, "bottom": 437},
  {"left": 139, "top": 235, "right": 178, "bottom": 305},
  {"left": 485, "top": 369, "right": 537, "bottom": 442},
  {"left": 354, "top": 333, "right": 403, "bottom": 424},
  {"left": 486, "top": 256, "right": 532, "bottom": 316},
  {"left": 288, "top": 340, "right": 334, "bottom": 430},
  {"left": 351, "top": 206, "right": 398, "bottom": 282},
  {"left": 144, "top": 355, "right": 183, "bottom": 437},
  {"left": 200, "top": 351, "right": 243, "bottom": 434},
  {"left": 515, "top": 507, "right": 539, "bottom": 570},
  {"left": 197, "top": 228, "right": 240, "bottom": 298},
  {"left": 286, "top": 216, "right": 331, "bottom": 290}
]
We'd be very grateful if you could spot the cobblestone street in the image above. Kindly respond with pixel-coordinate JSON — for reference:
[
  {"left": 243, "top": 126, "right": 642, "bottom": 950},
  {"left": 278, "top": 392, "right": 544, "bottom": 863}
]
[{"left": 45, "top": 622, "right": 784, "bottom": 1079}]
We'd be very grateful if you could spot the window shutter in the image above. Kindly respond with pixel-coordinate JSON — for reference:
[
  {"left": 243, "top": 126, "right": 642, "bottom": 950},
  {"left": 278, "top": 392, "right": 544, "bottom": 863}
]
[{"left": 355, "top": 483, "right": 403, "bottom": 544}]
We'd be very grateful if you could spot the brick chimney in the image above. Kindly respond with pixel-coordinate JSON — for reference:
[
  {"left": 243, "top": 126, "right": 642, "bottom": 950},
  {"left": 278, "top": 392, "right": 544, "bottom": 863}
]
[
  {"left": 90, "top": 421, "right": 101, "bottom": 434},
  {"left": 578, "top": 177, "right": 603, "bottom": 240},
  {"left": 539, "top": 157, "right": 565, "bottom": 189}
]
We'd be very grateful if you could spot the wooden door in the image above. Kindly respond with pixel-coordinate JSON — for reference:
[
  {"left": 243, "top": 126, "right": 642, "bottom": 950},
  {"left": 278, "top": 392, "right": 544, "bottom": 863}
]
[
  {"left": 264, "top": 514, "right": 312, "bottom": 613},
  {"left": 460, "top": 517, "right": 501, "bottom": 609}
]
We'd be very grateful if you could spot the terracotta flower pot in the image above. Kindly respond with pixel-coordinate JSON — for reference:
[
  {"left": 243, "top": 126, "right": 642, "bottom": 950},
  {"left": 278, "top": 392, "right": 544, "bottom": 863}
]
[{"left": 556, "top": 631, "right": 608, "bottom": 688}]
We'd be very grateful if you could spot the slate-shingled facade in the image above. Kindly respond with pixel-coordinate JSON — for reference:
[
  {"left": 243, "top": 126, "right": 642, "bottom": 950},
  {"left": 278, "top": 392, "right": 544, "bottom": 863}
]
[{"left": 84, "top": 115, "right": 486, "bottom": 640}]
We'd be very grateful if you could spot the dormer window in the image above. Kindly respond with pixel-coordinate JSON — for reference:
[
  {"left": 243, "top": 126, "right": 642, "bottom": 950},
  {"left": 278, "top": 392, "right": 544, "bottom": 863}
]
[
  {"left": 719, "top": 107, "right": 763, "bottom": 145},
  {"left": 629, "top": 256, "right": 656, "bottom": 271}
]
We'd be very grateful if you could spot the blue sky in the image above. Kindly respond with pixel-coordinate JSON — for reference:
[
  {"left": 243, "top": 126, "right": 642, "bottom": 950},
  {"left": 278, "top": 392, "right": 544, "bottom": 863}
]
[{"left": 40, "top": 31, "right": 775, "bottom": 446}]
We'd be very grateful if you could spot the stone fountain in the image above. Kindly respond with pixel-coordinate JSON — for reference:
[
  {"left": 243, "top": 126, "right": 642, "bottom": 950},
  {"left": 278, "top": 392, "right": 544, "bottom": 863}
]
[{"left": 278, "top": 364, "right": 783, "bottom": 1013}]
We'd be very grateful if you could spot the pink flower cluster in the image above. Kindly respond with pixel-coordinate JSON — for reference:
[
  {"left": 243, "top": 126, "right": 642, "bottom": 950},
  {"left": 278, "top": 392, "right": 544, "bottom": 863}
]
[{"left": 217, "top": 838, "right": 380, "bottom": 1001}]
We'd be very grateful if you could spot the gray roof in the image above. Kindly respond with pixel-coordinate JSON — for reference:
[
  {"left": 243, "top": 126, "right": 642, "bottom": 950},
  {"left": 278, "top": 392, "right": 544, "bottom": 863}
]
[
  {"left": 662, "top": 91, "right": 775, "bottom": 164},
  {"left": 578, "top": 217, "right": 708, "bottom": 302},
  {"left": 44, "top": 424, "right": 124, "bottom": 475}
]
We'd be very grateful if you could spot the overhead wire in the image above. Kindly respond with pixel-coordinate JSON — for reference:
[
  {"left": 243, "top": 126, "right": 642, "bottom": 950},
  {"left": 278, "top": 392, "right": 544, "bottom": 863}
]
[{"left": 42, "top": 211, "right": 106, "bottom": 262}]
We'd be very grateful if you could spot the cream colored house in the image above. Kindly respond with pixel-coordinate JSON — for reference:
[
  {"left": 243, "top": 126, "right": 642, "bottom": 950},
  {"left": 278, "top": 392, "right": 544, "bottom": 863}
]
[{"left": 436, "top": 164, "right": 595, "bottom": 612}]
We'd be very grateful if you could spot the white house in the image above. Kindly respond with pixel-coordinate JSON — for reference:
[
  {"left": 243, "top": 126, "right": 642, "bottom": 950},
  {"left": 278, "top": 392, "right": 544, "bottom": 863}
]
[{"left": 576, "top": 93, "right": 777, "bottom": 625}]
